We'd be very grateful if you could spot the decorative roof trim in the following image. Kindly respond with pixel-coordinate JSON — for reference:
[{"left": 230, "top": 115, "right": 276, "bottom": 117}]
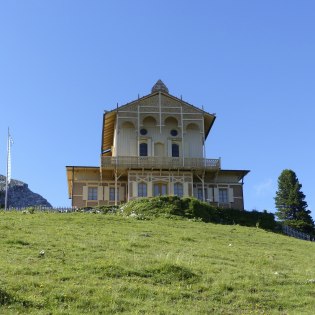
[{"left": 151, "top": 79, "right": 169, "bottom": 94}]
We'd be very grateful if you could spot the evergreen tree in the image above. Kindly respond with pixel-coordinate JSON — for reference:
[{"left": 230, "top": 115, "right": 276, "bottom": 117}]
[{"left": 275, "top": 169, "right": 314, "bottom": 233}]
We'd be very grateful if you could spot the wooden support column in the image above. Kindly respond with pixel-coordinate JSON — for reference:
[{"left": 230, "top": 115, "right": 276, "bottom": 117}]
[
  {"left": 71, "top": 166, "right": 75, "bottom": 208},
  {"left": 181, "top": 104, "right": 184, "bottom": 167},
  {"left": 202, "top": 174, "right": 205, "bottom": 202},
  {"left": 115, "top": 103, "right": 119, "bottom": 157},
  {"left": 196, "top": 173, "right": 205, "bottom": 202},
  {"left": 202, "top": 106, "right": 206, "bottom": 167},
  {"left": 137, "top": 98, "right": 140, "bottom": 156},
  {"left": 127, "top": 172, "right": 130, "bottom": 202},
  {"left": 114, "top": 169, "right": 118, "bottom": 206}
]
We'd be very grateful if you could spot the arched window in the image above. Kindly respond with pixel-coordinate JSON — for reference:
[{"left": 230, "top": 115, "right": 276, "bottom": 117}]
[
  {"left": 174, "top": 183, "right": 183, "bottom": 197},
  {"left": 138, "top": 183, "right": 147, "bottom": 197},
  {"left": 139, "top": 143, "right": 148, "bottom": 156},
  {"left": 172, "top": 143, "right": 179, "bottom": 157}
]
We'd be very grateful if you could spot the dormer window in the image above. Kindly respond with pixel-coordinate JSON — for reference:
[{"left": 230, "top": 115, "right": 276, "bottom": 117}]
[
  {"left": 140, "top": 128, "right": 148, "bottom": 135},
  {"left": 170, "top": 129, "right": 178, "bottom": 137}
]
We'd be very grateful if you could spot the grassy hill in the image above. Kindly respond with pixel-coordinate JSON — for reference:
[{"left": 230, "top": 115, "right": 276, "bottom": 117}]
[{"left": 0, "top": 211, "right": 314, "bottom": 314}]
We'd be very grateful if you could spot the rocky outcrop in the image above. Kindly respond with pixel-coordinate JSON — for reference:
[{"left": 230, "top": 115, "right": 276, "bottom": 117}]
[{"left": 0, "top": 175, "right": 52, "bottom": 208}]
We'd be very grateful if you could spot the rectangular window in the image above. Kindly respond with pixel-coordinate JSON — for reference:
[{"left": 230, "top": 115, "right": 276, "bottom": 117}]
[
  {"left": 109, "top": 187, "right": 119, "bottom": 201},
  {"left": 138, "top": 183, "right": 147, "bottom": 197},
  {"left": 139, "top": 143, "right": 148, "bottom": 156},
  {"left": 172, "top": 143, "right": 179, "bottom": 157},
  {"left": 88, "top": 187, "right": 98, "bottom": 200},
  {"left": 219, "top": 188, "right": 228, "bottom": 203},
  {"left": 174, "top": 183, "right": 183, "bottom": 197},
  {"left": 154, "top": 183, "right": 167, "bottom": 196},
  {"left": 197, "top": 188, "right": 208, "bottom": 201}
]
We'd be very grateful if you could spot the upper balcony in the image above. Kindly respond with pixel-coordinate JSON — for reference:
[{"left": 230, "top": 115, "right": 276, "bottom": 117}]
[{"left": 101, "top": 156, "right": 221, "bottom": 171}]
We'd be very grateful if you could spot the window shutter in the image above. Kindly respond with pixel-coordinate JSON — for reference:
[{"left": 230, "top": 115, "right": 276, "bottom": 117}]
[
  {"left": 151, "top": 141, "right": 155, "bottom": 156},
  {"left": 98, "top": 186, "right": 104, "bottom": 200},
  {"left": 193, "top": 187, "right": 197, "bottom": 198},
  {"left": 167, "top": 140, "right": 172, "bottom": 157},
  {"left": 214, "top": 188, "right": 219, "bottom": 202},
  {"left": 104, "top": 186, "right": 109, "bottom": 201},
  {"left": 147, "top": 182, "right": 152, "bottom": 197},
  {"left": 133, "top": 182, "right": 138, "bottom": 197},
  {"left": 147, "top": 138, "right": 152, "bottom": 156},
  {"left": 208, "top": 188, "right": 214, "bottom": 202},
  {"left": 119, "top": 186, "right": 125, "bottom": 201},
  {"left": 228, "top": 188, "right": 234, "bottom": 203},
  {"left": 169, "top": 183, "right": 174, "bottom": 195},
  {"left": 83, "top": 186, "right": 88, "bottom": 200},
  {"left": 128, "top": 183, "right": 133, "bottom": 199},
  {"left": 184, "top": 182, "right": 189, "bottom": 196}
]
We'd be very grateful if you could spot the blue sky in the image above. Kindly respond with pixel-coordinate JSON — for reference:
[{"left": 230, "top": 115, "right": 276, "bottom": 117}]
[{"left": 1, "top": 1, "right": 314, "bottom": 216}]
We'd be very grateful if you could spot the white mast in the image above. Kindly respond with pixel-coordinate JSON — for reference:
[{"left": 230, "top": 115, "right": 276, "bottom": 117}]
[{"left": 5, "top": 128, "right": 13, "bottom": 211}]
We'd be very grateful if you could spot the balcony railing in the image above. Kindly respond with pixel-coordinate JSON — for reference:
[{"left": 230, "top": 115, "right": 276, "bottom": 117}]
[{"left": 101, "top": 156, "right": 220, "bottom": 170}]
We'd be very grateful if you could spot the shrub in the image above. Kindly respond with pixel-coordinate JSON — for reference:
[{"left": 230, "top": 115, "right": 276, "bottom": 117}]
[
  {"left": 95, "top": 205, "right": 119, "bottom": 214},
  {"left": 27, "top": 207, "right": 36, "bottom": 214},
  {"left": 120, "top": 196, "right": 277, "bottom": 231}
]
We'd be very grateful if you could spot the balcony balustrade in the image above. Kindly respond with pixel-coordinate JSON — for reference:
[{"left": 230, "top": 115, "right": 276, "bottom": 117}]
[{"left": 101, "top": 156, "right": 220, "bottom": 170}]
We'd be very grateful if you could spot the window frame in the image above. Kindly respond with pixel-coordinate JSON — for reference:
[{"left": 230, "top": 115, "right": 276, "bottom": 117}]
[
  {"left": 154, "top": 183, "right": 168, "bottom": 197},
  {"left": 140, "top": 128, "right": 147, "bottom": 135},
  {"left": 172, "top": 143, "right": 179, "bottom": 157},
  {"left": 139, "top": 142, "right": 148, "bottom": 156},
  {"left": 197, "top": 188, "right": 208, "bottom": 201},
  {"left": 174, "top": 182, "right": 183, "bottom": 197},
  {"left": 109, "top": 187, "right": 119, "bottom": 201},
  {"left": 138, "top": 182, "right": 147, "bottom": 197},
  {"left": 170, "top": 129, "right": 178, "bottom": 137},
  {"left": 219, "top": 188, "right": 228, "bottom": 203},
  {"left": 88, "top": 187, "right": 98, "bottom": 201}
]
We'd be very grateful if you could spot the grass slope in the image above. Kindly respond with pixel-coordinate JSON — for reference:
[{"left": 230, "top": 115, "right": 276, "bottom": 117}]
[{"left": 0, "top": 212, "right": 314, "bottom": 314}]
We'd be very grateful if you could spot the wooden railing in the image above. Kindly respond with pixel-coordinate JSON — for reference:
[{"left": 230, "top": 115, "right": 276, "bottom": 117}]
[{"left": 101, "top": 156, "right": 220, "bottom": 170}]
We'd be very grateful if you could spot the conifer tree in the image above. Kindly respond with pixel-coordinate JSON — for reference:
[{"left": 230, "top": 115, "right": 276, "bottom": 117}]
[{"left": 275, "top": 169, "right": 314, "bottom": 233}]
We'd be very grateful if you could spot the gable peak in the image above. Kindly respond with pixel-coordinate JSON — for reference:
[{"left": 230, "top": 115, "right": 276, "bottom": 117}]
[{"left": 151, "top": 79, "right": 169, "bottom": 94}]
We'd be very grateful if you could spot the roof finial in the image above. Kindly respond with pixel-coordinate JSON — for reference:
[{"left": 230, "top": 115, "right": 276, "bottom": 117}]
[{"left": 151, "top": 79, "right": 169, "bottom": 94}]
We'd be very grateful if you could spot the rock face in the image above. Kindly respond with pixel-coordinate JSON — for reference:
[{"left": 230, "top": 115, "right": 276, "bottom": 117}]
[{"left": 0, "top": 175, "right": 52, "bottom": 208}]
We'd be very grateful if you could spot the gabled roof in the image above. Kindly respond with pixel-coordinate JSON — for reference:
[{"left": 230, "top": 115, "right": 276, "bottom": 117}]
[{"left": 101, "top": 80, "right": 216, "bottom": 155}]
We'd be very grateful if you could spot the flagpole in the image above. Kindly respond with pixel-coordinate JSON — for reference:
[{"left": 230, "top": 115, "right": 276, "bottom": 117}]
[
  {"left": 4, "top": 128, "right": 11, "bottom": 211},
  {"left": 5, "top": 129, "right": 9, "bottom": 210}
]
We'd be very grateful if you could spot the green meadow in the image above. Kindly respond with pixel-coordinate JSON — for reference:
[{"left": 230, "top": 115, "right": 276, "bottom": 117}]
[{"left": 0, "top": 211, "right": 314, "bottom": 314}]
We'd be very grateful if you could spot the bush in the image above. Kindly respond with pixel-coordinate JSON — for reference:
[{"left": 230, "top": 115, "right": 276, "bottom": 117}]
[
  {"left": 27, "top": 207, "right": 36, "bottom": 214},
  {"left": 95, "top": 205, "right": 119, "bottom": 214},
  {"left": 121, "top": 196, "right": 184, "bottom": 217},
  {"left": 120, "top": 196, "right": 277, "bottom": 231}
]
